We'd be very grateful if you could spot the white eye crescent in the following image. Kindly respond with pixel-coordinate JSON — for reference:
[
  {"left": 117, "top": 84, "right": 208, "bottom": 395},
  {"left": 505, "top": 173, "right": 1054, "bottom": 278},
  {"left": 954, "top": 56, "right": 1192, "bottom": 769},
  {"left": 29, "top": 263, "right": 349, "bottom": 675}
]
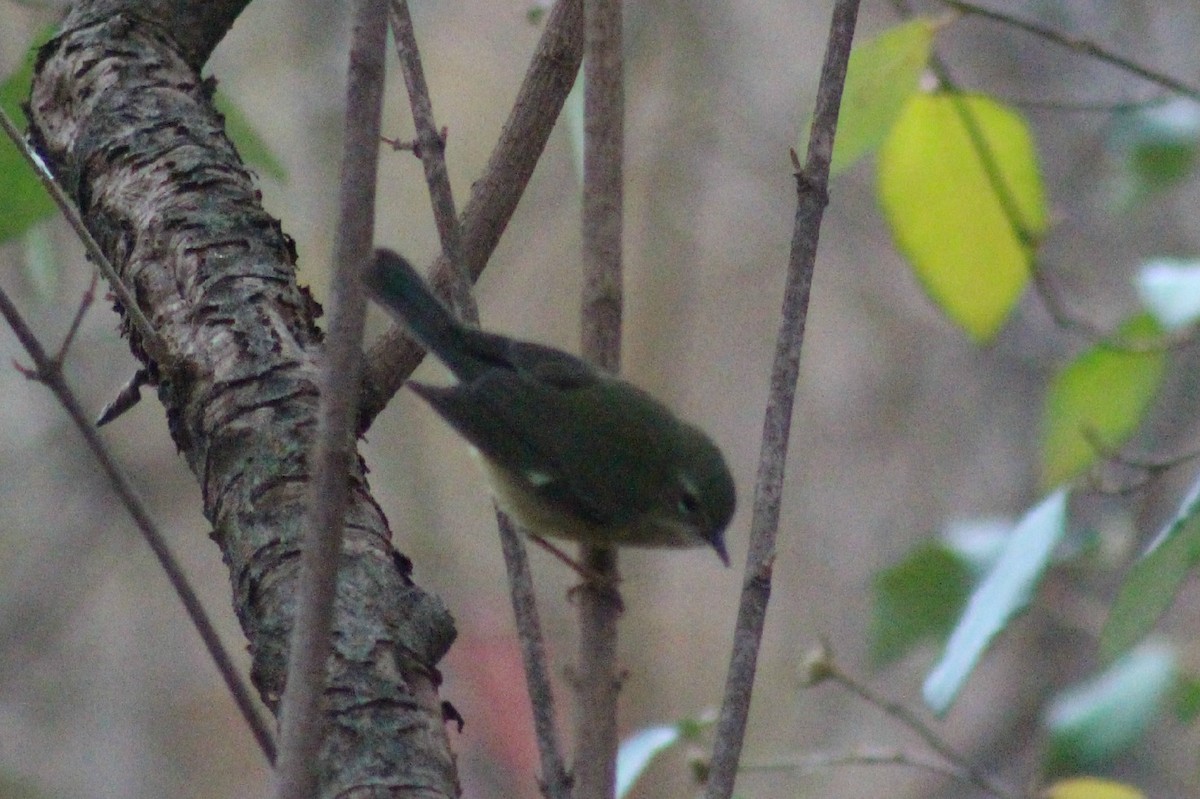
[
  {"left": 676, "top": 473, "right": 702, "bottom": 519},
  {"left": 524, "top": 469, "right": 555, "bottom": 487}
]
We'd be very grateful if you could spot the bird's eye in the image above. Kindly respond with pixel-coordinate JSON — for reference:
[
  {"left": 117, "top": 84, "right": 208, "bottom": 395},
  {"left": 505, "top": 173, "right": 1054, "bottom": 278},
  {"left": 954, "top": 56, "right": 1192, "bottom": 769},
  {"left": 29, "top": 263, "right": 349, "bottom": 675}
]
[{"left": 677, "top": 488, "right": 701, "bottom": 518}]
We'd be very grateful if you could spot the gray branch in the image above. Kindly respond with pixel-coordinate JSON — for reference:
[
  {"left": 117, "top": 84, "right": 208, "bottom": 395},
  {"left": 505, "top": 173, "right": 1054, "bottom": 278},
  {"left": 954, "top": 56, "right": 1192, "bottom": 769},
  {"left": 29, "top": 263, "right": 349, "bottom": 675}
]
[{"left": 27, "top": 3, "right": 458, "bottom": 796}]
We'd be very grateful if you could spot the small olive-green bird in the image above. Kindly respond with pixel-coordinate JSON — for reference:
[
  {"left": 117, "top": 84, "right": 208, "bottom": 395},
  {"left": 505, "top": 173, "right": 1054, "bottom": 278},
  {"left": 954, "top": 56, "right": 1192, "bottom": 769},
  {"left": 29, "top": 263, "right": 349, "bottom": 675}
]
[{"left": 364, "top": 249, "right": 735, "bottom": 565}]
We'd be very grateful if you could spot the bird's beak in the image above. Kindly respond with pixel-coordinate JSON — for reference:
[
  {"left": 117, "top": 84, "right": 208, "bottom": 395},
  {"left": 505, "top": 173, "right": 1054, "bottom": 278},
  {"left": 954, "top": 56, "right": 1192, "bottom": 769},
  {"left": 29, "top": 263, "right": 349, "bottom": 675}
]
[{"left": 710, "top": 532, "right": 731, "bottom": 567}]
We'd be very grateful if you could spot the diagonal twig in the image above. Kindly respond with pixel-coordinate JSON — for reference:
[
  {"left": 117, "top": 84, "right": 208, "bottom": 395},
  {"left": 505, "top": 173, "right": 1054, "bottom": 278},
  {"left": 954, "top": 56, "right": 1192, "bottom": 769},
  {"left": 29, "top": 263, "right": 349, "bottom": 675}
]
[
  {"left": 53, "top": 272, "right": 98, "bottom": 365},
  {"left": 0, "top": 283, "right": 276, "bottom": 763},
  {"left": 386, "top": 0, "right": 474, "bottom": 322},
  {"left": 496, "top": 512, "right": 573, "bottom": 799},
  {"left": 747, "top": 747, "right": 1015, "bottom": 795},
  {"left": 385, "top": 4, "right": 571, "bottom": 795},
  {"left": 0, "top": 107, "right": 165, "bottom": 361},
  {"left": 939, "top": 0, "right": 1200, "bottom": 101},
  {"left": 815, "top": 649, "right": 1022, "bottom": 799},
  {"left": 359, "top": 0, "right": 585, "bottom": 429}
]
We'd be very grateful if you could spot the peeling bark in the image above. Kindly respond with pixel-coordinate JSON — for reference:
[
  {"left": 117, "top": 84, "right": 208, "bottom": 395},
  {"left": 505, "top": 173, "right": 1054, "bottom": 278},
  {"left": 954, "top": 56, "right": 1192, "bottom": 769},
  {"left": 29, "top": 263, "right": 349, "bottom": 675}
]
[{"left": 27, "top": 5, "right": 458, "bottom": 796}]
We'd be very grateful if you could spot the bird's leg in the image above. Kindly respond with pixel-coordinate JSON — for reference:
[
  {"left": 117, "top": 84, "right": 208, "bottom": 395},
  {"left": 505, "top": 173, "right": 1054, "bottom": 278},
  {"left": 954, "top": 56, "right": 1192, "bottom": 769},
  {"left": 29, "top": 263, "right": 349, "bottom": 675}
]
[{"left": 527, "top": 534, "right": 624, "bottom": 610}]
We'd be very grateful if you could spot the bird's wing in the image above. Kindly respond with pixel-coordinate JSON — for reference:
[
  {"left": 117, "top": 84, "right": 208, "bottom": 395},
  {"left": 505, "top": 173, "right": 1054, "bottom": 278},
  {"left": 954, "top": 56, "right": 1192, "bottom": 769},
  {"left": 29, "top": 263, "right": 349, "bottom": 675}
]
[{"left": 411, "top": 369, "right": 648, "bottom": 528}]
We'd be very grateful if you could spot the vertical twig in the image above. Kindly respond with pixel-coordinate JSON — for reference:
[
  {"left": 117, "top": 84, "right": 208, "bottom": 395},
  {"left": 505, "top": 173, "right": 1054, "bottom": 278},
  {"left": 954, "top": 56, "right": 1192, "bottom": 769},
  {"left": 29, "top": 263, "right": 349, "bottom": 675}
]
[
  {"left": 359, "top": 0, "right": 585, "bottom": 426},
  {"left": 272, "top": 1, "right": 388, "bottom": 796},
  {"left": 703, "top": 2, "right": 861, "bottom": 798},
  {"left": 0, "top": 286, "right": 276, "bottom": 763},
  {"left": 576, "top": 0, "right": 624, "bottom": 797},
  {"left": 387, "top": 5, "right": 571, "bottom": 794}
]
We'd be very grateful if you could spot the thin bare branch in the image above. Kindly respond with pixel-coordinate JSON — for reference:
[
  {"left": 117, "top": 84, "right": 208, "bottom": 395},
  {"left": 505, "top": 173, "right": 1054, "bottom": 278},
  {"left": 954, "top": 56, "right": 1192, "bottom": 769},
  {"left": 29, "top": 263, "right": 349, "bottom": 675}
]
[
  {"left": 387, "top": 0, "right": 475, "bottom": 322},
  {"left": 747, "top": 748, "right": 1017, "bottom": 795},
  {"left": 1005, "top": 95, "right": 1167, "bottom": 113},
  {"left": 497, "top": 512, "right": 574, "bottom": 799},
  {"left": 29, "top": 3, "right": 456, "bottom": 793},
  {"left": 821, "top": 655, "right": 1023, "bottom": 799},
  {"left": 939, "top": 0, "right": 1200, "bottom": 100},
  {"left": 0, "top": 107, "right": 165, "bottom": 361},
  {"left": 1083, "top": 425, "right": 1200, "bottom": 495},
  {"left": 359, "top": 0, "right": 584, "bottom": 428},
  {"left": 574, "top": 0, "right": 626, "bottom": 796},
  {"left": 273, "top": 1, "right": 387, "bottom": 795},
  {"left": 0, "top": 283, "right": 276, "bottom": 763},
  {"left": 386, "top": 5, "right": 570, "bottom": 792},
  {"left": 1030, "top": 267, "right": 1195, "bottom": 352},
  {"left": 54, "top": 271, "right": 98, "bottom": 365},
  {"left": 704, "top": 3, "right": 861, "bottom": 797}
]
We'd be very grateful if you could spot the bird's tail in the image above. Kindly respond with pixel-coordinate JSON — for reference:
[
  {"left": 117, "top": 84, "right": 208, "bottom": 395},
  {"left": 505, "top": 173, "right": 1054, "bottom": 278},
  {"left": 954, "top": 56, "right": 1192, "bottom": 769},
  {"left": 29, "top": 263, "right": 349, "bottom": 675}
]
[{"left": 364, "top": 249, "right": 477, "bottom": 378}]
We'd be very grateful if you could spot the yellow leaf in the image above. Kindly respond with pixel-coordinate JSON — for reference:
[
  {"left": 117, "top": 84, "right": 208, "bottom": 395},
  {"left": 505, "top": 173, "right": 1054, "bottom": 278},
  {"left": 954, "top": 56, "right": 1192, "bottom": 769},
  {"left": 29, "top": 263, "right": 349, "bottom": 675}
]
[
  {"left": 877, "top": 92, "right": 1047, "bottom": 341},
  {"left": 1043, "top": 776, "right": 1145, "bottom": 799}
]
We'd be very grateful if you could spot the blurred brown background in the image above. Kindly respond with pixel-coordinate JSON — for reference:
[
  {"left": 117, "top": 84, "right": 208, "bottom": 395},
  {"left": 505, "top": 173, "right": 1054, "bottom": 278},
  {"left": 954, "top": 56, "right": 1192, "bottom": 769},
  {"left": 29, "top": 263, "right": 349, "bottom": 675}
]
[{"left": 3, "top": 1, "right": 1200, "bottom": 797}]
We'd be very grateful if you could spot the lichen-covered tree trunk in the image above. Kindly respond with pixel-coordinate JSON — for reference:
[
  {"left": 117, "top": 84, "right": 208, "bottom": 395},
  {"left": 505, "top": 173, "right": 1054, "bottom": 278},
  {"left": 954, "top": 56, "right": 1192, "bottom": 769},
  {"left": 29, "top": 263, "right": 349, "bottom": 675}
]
[{"left": 26, "top": 3, "right": 458, "bottom": 795}]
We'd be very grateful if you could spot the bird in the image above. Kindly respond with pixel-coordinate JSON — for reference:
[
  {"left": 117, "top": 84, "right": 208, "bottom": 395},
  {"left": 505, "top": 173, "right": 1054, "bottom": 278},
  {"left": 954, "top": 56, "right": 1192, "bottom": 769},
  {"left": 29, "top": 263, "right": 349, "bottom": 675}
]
[{"left": 364, "top": 248, "right": 735, "bottom": 566}]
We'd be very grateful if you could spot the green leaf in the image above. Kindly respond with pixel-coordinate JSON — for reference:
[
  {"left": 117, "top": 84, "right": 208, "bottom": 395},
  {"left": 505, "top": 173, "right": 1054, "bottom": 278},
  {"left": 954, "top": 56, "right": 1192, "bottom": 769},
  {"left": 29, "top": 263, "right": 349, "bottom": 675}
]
[
  {"left": 526, "top": 2, "right": 548, "bottom": 25},
  {"left": 1101, "top": 474, "right": 1200, "bottom": 659},
  {"left": 826, "top": 18, "right": 935, "bottom": 176},
  {"left": 1171, "top": 672, "right": 1200, "bottom": 722},
  {"left": 1135, "top": 257, "right": 1200, "bottom": 330},
  {"left": 0, "top": 29, "right": 57, "bottom": 244},
  {"left": 877, "top": 91, "right": 1047, "bottom": 341},
  {"left": 0, "top": 144, "right": 55, "bottom": 244},
  {"left": 213, "top": 91, "right": 288, "bottom": 183},
  {"left": 0, "top": 27, "right": 50, "bottom": 124},
  {"left": 923, "top": 490, "right": 1067, "bottom": 714},
  {"left": 869, "top": 541, "right": 972, "bottom": 666},
  {"left": 1109, "top": 98, "right": 1200, "bottom": 205},
  {"left": 1041, "top": 314, "right": 1166, "bottom": 488},
  {"left": 1044, "top": 640, "right": 1174, "bottom": 771}
]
